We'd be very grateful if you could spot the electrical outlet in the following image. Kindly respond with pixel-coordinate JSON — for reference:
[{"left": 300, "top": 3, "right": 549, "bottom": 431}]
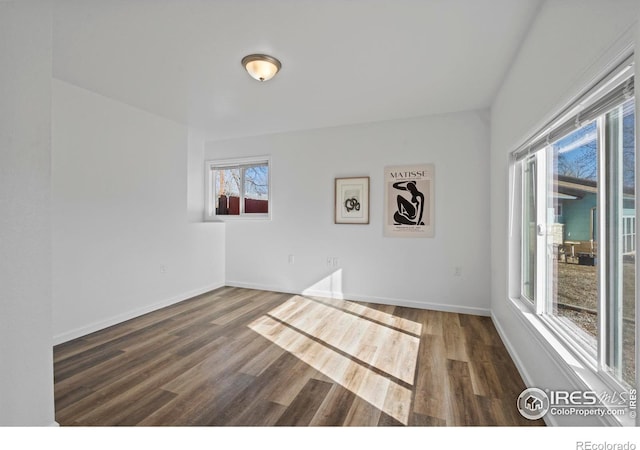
[
  {"left": 454, "top": 266, "right": 462, "bottom": 277},
  {"left": 288, "top": 254, "right": 295, "bottom": 264},
  {"left": 333, "top": 257, "right": 339, "bottom": 268},
  {"left": 327, "top": 257, "right": 333, "bottom": 267},
  {"left": 160, "top": 264, "right": 167, "bottom": 274}
]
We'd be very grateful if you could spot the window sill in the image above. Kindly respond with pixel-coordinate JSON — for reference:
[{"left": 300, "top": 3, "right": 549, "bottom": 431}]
[
  {"left": 204, "top": 214, "right": 271, "bottom": 222},
  {"left": 508, "top": 296, "right": 635, "bottom": 427}
]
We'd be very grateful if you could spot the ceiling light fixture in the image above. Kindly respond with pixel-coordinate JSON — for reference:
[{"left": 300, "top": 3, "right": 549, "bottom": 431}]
[{"left": 241, "top": 54, "right": 282, "bottom": 82}]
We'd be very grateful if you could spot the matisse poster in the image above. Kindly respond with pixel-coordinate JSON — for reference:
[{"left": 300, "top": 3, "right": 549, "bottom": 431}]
[{"left": 384, "top": 164, "right": 434, "bottom": 238}]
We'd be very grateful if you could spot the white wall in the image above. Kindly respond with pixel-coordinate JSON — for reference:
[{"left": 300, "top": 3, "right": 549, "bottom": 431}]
[
  {"left": 0, "top": 0, "right": 56, "bottom": 426},
  {"left": 52, "top": 80, "right": 225, "bottom": 343},
  {"left": 206, "top": 111, "right": 491, "bottom": 315},
  {"left": 490, "top": 1, "right": 640, "bottom": 426},
  {"left": 188, "top": 127, "right": 207, "bottom": 223}
]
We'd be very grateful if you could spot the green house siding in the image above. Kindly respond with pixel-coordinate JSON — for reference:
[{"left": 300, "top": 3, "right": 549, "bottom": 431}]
[
  {"left": 560, "top": 193, "right": 597, "bottom": 241},
  {"left": 560, "top": 197, "right": 634, "bottom": 244},
  {"left": 623, "top": 199, "right": 634, "bottom": 210}
]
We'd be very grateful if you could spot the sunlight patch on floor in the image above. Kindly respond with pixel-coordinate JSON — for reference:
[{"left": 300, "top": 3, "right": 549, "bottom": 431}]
[{"left": 248, "top": 295, "right": 422, "bottom": 424}]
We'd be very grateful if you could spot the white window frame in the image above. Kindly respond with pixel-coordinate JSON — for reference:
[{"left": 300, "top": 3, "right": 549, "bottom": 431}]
[
  {"left": 204, "top": 155, "right": 271, "bottom": 221},
  {"left": 509, "top": 54, "right": 637, "bottom": 425},
  {"left": 623, "top": 215, "right": 635, "bottom": 255}
]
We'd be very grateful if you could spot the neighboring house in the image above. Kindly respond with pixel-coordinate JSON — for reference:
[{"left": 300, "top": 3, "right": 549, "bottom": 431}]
[{"left": 554, "top": 175, "right": 636, "bottom": 259}]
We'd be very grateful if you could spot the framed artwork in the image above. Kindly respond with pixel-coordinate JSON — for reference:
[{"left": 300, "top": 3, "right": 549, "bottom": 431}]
[
  {"left": 335, "top": 177, "right": 370, "bottom": 224},
  {"left": 383, "top": 164, "right": 434, "bottom": 237}
]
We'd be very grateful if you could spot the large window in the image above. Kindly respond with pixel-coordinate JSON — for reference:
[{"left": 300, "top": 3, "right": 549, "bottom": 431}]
[
  {"left": 205, "top": 157, "right": 270, "bottom": 219},
  {"left": 514, "top": 57, "right": 636, "bottom": 390}
]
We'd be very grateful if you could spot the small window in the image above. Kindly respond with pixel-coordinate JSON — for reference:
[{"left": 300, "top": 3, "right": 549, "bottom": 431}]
[
  {"left": 554, "top": 203, "right": 563, "bottom": 218},
  {"left": 205, "top": 157, "right": 270, "bottom": 220}
]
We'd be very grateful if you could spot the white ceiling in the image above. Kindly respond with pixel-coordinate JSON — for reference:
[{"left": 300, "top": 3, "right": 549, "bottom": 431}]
[{"left": 52, "top": 0, "right": 542, "bottom": 141}]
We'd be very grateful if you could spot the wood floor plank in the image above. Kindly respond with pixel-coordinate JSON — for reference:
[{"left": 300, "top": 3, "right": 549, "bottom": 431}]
[
  {"left": 56, "top": 336, "right": 229, "bottom": 423},
  {"left": 227, "top": 400, "right": 288, "bottom": 427},
  {"left": 237, "top": 341, "right": 287, "bottom": 377},
  {"left": 443, "top": 313, "right": 468, "bottom": 362},
  {"left": 342, "top": 396, "right": 383, "bottom": 426},
  {"left": 54, "top": 347, "right": 125, "bottom": 383},
  {"left": 54, "top": 385, "right": 95, "bottom": 412},
  {"left": 205, "top": 352, "right": 301, "bottom": 426},
  {"left": 265, "top": 356, "right": 319, "bottom": 407},
  {"left": 410, "top": 412, "right": 447, "bottom": 426},
  {"left": 53, "top": 338, "right": 94, "bottom": 363},
  {"left": 445, "top": 359, "right": 481, "bottom": 426},
  {"left": 459, "top": 314, "right": 495, "bottom": 345},
  {"left": 274, "top": 378, "right": 333, "bottom": 426},
  {"left": 55, "top": 316, "right": 176, "bottom": 376},
  {"left": 309, "top": 384, "right": 356, "bottom": 426},
  {"left": 54, "top": 286, "right": 543, "bottom": 427},
  {"left": 413, "top": 334, "right": 447, "bottom": 420},
  {"left": 86, "top": 389, "right": 178, "bottom": 426},
  {"left": 190, "top": 373, "right": 258, "bottom": 426},
  {"left": 422, "top": 310, "right": 444, "bottom": 336},
  {"left": 56, "top": 334, "right": 183, "bottom": 397},
  {"left": 468, "top": 356, "right": 504, "bottom": 398},
  {"left": 210, "top": 293, "right": 273, "bottom": 325},
  {"left": 141, "top": 373, "right": 256, "bottom": 426},
  {"left": 378, "top": 411, "right": 404, "bottom": 426},
  {"left": 161, "top": 332, "right": 273, "bottom": 396}
]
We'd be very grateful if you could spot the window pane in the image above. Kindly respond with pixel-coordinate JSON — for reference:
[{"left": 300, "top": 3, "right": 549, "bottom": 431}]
[
  {"left": 244, "top": 164, "right": 269, "bottom": 214},
  {"left": 522, "top": 157, "right": 537, "bottom": 302},
  {"left": 549, "top": 121, "right": 598, "bottom": 348},
  {"left": 214, "top": 168, "right": 241, "bottom": 215},
  {"left": 604, "top": 99, "right": 635, "bottom": 387}
]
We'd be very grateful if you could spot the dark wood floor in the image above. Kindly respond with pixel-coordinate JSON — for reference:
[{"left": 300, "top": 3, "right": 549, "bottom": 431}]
[{"left": 53, "top": 287, "right": 544, "bottom": 426}]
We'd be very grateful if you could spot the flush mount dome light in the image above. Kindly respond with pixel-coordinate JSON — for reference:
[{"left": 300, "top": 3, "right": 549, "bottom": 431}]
[{"left": 241, "top": 54, "right": 282, "bottom": 81}]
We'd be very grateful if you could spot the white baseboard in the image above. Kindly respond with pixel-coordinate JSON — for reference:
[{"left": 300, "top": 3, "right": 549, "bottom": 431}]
[
  {"left": 301, "top": 288, "right": 345, "bottom": 300},
  {"left": 491, "top": 311, "right": 559, "bottom": 427},
  {"left": 225, "top": 280, "right": 298, "bottom": 296},
  {"left": 225, "top": 280, "right": 490, "bottom": 316},
  {"left": 343, "top": 292, "right": 490, "bottom": 316},
  {"left": 491, "top": 312, "right": 536, "bottom": 386},
  {"left": 53, "top": 282, "right": 225, "bottom": 345}
]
